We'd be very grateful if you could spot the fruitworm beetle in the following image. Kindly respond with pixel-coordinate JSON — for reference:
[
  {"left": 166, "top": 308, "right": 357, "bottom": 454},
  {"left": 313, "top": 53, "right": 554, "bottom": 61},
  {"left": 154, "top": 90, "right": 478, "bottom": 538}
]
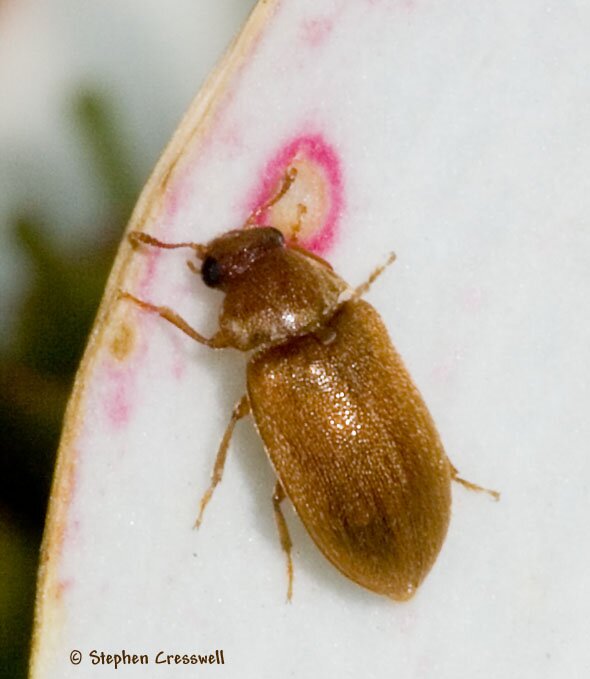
[{"left": 119, "top": 168, "right": 498, "bottom": 601}]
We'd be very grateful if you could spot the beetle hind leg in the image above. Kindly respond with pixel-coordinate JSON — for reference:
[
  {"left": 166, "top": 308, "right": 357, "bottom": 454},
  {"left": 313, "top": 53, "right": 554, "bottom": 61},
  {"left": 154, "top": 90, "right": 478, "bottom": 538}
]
[
  {"left": 272, "top": 481, "right": 294, "bottom": 602},
  {"left": 194, "top": 395, "right": 251, "bottom": 528},
  {"left": 450, "top": 463, "right": 500, "bottom": 501}
]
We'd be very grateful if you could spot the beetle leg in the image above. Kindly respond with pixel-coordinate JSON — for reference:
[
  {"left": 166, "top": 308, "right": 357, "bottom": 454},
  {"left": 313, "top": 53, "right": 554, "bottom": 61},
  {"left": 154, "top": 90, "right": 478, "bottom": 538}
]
[
  {"left": 127, "top": 231, "right": 206, "bottom": 257},
  {"left": 272, "top": 481, "right": 294, "bottom": 602},
  {"left": 352, "top": 251, "right": 397, "bottom": 300},
  {"left": 450, "top": 463, "right": 500, "bottom": 501},
  {"left": 286, "top": 203, "right": 307, "bottom": 244},
  {"left": 118, "top": 290, "right": 229, "bottom": 348},
  {"left": 244, "top": 167, "right": 298, "bottom": 227},
  {"left": 195, "top": 395, "right": 251, "bottom": 528}
]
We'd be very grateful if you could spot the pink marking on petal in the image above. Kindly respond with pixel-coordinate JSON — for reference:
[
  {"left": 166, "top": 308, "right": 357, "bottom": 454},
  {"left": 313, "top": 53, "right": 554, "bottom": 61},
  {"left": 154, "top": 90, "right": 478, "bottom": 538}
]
[
  {"left": 301, "top": 16, "right": 334, "bottom": 47},
  {"left": 166, "top": 188, "right": 181, "bottom": 218},
  {"left": 56, "top": 578, "right": 74, "bottom": 600},
  {"left": 103, "top": 364, "right": 133, "bottom": 429},
  {"left": 247, "top": 133, "right": 344, "bottom": 255},
  {"left": 136, "top": 246, "right": 161, "bottom": 300},
  {"left": 172, "top": 352, "right": 186, "bottom": 381},
  {"left": 217, "top": 120, "right": 245, "bottom": 155}
]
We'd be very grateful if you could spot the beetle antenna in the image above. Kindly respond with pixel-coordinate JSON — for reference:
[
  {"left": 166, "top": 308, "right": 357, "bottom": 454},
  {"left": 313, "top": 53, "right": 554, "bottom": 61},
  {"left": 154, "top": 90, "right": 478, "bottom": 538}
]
[
  {"left": 244, "top": 166, "right": 298, "bottom": 228},
  {"left": 128, "top": 231, "right": 206, "bottom": 258}
]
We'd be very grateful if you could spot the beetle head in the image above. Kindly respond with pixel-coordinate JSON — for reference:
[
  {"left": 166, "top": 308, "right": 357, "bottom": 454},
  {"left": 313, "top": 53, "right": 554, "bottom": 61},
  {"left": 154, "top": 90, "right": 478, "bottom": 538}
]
[{"left": 198, "top": 227, "right": 285, "bottom": 290}]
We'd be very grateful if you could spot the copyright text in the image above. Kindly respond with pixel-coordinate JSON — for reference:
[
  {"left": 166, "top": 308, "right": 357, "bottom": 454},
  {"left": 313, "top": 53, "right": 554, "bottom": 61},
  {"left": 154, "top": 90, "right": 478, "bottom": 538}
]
[{"left": 69, "top": 649, "right": 225, "bottom": 669}]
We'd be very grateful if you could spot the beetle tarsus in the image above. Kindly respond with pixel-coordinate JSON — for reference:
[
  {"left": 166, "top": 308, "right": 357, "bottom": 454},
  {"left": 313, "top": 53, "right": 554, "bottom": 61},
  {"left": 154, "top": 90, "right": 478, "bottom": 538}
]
[
  {"left": 272, "top": 481, "right": 294, "bottom": 602},
  {"left": 194, "top": 396, "right": 250, "bottom": 529}
]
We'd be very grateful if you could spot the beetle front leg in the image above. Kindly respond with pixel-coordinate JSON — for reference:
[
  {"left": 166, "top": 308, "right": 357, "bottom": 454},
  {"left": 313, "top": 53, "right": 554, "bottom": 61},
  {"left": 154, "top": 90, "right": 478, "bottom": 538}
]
[
  {"left": 195, "top": 395, "right": 251, "bottom": 528},
  {"left": 244, "top": 166, "right": 298, "bottom": 227},
  {"left": 272, "top": 481, "right": 294, "bottom": 602},
  {"left": 118, "top": 290, "right": 229, "bottom": 348},
  {"left": 286, "top": 203, "right": 307, "bottom": 244}
]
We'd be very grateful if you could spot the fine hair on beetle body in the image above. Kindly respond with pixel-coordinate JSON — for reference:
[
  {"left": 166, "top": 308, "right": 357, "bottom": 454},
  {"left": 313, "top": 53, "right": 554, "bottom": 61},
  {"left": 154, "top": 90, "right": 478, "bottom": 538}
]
[{"left": 119, "top": 167, "right": 499, "bottom": 602}]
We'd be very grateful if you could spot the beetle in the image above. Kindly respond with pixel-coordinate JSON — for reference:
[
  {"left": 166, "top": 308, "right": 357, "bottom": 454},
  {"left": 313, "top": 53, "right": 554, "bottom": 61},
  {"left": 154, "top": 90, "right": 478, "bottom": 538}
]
[{"left": 119, "top": 168, "right": 498, "bottom": 601}]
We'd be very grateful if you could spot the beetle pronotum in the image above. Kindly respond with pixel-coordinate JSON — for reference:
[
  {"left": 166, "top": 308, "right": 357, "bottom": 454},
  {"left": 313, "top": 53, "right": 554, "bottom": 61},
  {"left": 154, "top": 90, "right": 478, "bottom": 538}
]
[{"left": 120, "top": 168, "right": 498, "bottom": 601}]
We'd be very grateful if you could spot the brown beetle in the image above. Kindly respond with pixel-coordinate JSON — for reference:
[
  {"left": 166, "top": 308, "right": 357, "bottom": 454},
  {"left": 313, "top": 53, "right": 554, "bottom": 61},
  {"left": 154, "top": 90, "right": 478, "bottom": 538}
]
[{"left": 120, "top": 169, "right": 498, "bottom": 601}]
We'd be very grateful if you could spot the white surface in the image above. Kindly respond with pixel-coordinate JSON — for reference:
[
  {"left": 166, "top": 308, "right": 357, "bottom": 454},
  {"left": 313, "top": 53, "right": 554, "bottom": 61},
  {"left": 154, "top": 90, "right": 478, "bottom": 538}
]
[{"left": 35, "top": 1, "right": 590, "bottom": 677}]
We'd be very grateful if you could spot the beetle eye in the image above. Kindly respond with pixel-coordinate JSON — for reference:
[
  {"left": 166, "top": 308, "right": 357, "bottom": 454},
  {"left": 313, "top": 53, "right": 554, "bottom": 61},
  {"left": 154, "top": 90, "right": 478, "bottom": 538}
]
[{"left": 201, "top": 256, "right": 222, "bottom": 287}]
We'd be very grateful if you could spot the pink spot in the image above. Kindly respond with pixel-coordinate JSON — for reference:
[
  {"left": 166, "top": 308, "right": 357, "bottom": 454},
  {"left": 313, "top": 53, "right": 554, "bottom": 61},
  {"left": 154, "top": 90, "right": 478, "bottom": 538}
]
[
  {"left": 103, "top": 365, "right": 132, "bottom": 429},
  {"left": 171, "top": 352, "right": 186, "bottom": 381},
  {"left": 217, "top": 120, "right": 244, "bottom": 154},
  {"left": 166, "top": 189, "right": 181, "bottom": 219},
  {"left": 163, "top": 159, "right": 201, "bottom": 223},
  {"left": 56, "top": 578, "right": 74, "bottom": 599},
  {"left": 137, "top": 248, "right": 161, "bottom": 300},
  {"left": 301, "top": 17, "right": 334, "bottom": 47},
  {"left": 247, "top": 133, "right": 344, "bottom": 254}
]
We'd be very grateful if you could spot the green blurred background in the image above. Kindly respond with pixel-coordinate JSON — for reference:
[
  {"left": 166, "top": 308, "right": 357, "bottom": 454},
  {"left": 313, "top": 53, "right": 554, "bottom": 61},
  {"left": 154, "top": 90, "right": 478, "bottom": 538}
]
[{"left": 0, "top": 1, "right": 255, "bottom": 676}]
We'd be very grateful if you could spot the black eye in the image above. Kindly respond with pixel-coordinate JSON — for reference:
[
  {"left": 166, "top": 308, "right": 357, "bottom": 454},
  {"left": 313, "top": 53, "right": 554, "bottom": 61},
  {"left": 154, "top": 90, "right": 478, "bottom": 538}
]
[
  {"left": 201, "top": 256, "right": 222, "bottom": 287},
  {"left": 268, "top": 227, "right": 285, "bottom": 246}
]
